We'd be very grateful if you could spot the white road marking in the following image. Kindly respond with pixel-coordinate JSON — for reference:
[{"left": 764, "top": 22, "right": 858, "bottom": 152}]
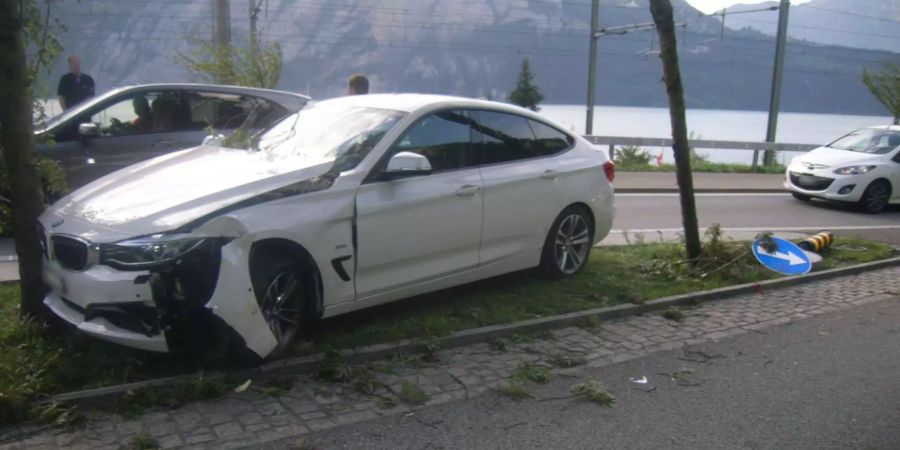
[
  {"left": 617, "top": 193, "right": 790, "bottom": 197},
  {"left": 610, "top": 225, "right": 900, "bottom": 233}
]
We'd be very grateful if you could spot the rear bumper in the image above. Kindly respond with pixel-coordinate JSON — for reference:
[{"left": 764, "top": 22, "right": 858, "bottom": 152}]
[{"left": 44, "top": 293, "right": 169, "bottom": 353}]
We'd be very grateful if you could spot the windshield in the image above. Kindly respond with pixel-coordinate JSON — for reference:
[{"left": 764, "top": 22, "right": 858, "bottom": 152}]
[
  {"left": 226, "top": 102, "right": 405, "bottom": 172},
  {"left": 826, "top": 128, "right": 900, "bottom": 155}
]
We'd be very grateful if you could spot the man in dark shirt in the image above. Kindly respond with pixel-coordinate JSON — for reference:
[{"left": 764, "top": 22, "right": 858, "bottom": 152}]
[
  {"left": 57, "top": 55, "right": 95, "bottom": 110},
  {"left": 347, "top": 73, "right": 369, "bottom": 95}
]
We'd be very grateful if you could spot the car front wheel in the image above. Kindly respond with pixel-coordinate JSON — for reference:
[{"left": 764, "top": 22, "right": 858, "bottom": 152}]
[
  {"left": 540, "top": 205, "right": 595, "bottom": 279},
  {"left": 860, "top": 180, "right": 891, "bottom": 214},
  {"left": 252, "top": 257, "right": 306, "bottom": 358}
]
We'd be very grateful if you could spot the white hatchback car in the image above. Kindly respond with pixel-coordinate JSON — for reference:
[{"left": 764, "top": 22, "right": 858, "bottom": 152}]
[
  {"left": 38, "top": 94, "right": 616, "bottom": 359},
  {"left": 785, "top": 126, "right": 900, "bottom": 213}
]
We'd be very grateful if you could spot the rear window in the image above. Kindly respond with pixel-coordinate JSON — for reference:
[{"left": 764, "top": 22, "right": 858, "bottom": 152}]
[
  {"left": 472, "top": 111, "right": 539, "bottom": 165},
  {"left": 529, "top": 119, "right": 572, "bottom": 155}
]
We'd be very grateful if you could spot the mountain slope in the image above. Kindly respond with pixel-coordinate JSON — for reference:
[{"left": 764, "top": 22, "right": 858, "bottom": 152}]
[
  {"left": 39, "top": 0, "right": 897, "bottom": 115},
  {"left": 725, "top": 0, "right": 900, "bottom": 52}
]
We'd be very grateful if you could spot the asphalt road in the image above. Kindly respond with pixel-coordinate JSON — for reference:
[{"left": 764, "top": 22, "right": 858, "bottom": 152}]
[
  {"left": 264, "top": 298, "right": 900, "bottom": 450},
  {"left": 613, "top": 193, "right": 900, "bottom": 245},
  {"left": 2, "top": 193, "right": 898, "bottom": 281}
]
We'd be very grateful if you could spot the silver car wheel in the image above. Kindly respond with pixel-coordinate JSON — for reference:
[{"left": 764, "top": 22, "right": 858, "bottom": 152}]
[
  {"left": 260, "top": 271, "right": 303, "bottom": 344},
  {"left": 554, "top": 214, "right": 591, "bottom": 275}
]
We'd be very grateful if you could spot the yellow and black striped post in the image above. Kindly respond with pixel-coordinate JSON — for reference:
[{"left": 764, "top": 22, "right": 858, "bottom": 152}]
[{"left": 798, "top": 231, "right": 834, "bottom": 252}]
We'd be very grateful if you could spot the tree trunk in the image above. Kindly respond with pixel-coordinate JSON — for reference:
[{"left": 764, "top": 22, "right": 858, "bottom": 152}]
[
  {"left": 649, "top": 0, "right": 702, "bottom": 262},
  {"left": 0, "top": 0, "right": 48, "bottom": 318}
]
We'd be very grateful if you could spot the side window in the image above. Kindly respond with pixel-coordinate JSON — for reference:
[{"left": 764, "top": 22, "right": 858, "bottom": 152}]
[
  {"left": 393, "top": 110, "right": 471, "bottom": 172},
  {"left": 528, "top": 119, "right": 572, "bottom": 156},
  {"left": 184, "top": 92, "right": 288, "bottom": 132},
  {"left": 185, "top": 92, "right": 246, "bottom": 131},
  {"left": 86, "top": 91, "right": 180, "bottom": 137},
  {"left": 471, "top": 111, "right": 539, "bottom": 165}
]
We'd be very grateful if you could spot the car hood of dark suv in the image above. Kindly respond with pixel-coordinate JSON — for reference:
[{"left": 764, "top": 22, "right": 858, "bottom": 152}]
[{"left": 49, "top": 144, "right": 335, "bottom": 238}]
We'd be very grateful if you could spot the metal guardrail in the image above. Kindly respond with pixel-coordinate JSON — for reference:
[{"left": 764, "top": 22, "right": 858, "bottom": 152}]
[{"left": 584, "top": 135, "right": 819, "bottom": 153}]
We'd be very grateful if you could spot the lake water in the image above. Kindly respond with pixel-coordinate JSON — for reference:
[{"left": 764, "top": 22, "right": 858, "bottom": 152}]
[
  {"left": 540, "top": 105, "right": 893, "bottom": 166},
  {"left": 40, "top": 99, "right": 892, "bottom": 166}
]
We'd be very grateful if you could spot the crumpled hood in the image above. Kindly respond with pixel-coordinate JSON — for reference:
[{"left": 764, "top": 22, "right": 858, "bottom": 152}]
[
  {"left": 796, "top": 146, "right": 883, "bottom": 168},
  {"left": 48, "top": 144, "right": 334, "bottom": 239}
]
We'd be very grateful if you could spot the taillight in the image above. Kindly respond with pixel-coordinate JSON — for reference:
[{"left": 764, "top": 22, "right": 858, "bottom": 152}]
[{"left": 603, "top": 161, "right": 615, "bottom": 183}]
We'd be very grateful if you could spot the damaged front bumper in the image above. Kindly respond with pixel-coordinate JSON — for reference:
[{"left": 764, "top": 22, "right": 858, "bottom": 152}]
[
  {"left": 42, "top": 236, "right": 276, "bottom": 357},
  {"left": 43, "top": 259, "right": 169, "bottom": 352}
]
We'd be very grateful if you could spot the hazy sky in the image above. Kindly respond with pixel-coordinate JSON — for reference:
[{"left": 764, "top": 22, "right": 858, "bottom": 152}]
[{"left": 685, "top": 0, "right": 812, "bottom": 14}]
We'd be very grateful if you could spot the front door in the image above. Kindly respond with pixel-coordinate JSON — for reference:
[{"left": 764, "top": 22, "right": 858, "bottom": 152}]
[
  {"left": 355, "top": 110, "right": 483, "bottom": 298},
  {"left": 63, "top": 90, "right": 189, "bottom": 187}
]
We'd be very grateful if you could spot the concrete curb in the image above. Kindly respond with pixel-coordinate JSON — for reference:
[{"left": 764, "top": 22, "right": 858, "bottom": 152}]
[
  {"left": 616, "top": 188, "right": 786, "bottom": 194},
  {"left": 47, "top": 255, "right": 900, "bottom": 407}
]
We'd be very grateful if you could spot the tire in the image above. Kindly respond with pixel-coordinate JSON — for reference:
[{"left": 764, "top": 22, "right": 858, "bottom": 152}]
[
  {"left": 859, "top": 180, "right": 891, "bottom": 214},
  {"left": 791, "top": 192, "right": 812, "bottom": 201},
  {"left": 250, "top": 256, "right": 308, "bottom": 358},
  {"left": 539, "top": 205, "right": 595, "bottom": 280}
]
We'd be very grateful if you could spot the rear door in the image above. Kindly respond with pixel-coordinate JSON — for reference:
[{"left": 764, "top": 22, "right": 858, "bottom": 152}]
[
  {"left": 471, "top": 110, "right": 573, "bottom": 265},
  {"left": 355, "top": 110, "right": 483, "bottom": 298}
]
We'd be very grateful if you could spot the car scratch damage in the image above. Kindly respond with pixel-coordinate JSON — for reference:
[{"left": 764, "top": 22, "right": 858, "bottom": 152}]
[{"left": 203, "top": 235, "right": 279, "bottom": 358}]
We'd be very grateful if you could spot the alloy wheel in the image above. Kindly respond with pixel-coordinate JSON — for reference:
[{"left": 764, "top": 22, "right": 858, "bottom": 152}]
[
  {"left": 260, "top": 270, "right": 303, "bottom": 344},
  {"left": 554, "top": 214, "right": 591, "bottom": 275},
  {"left": 865, "top": 182, "right": 889, "bottom": 213}
]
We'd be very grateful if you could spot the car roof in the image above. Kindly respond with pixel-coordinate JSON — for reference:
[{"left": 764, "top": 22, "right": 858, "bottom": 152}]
[
  {"left": 109, "top": 83, "right": 310, "bottom": 110},
  {"left": 311, "top": 93, "right": 567, "bottom": 127}
]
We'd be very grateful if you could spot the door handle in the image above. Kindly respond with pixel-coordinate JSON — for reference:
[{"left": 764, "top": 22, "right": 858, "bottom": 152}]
[
  {"left": 540, "top": 170, "right": 559, "bottom": 180},
  {"left": 455, "top": 184, "right": 481, "bottom": 196}
]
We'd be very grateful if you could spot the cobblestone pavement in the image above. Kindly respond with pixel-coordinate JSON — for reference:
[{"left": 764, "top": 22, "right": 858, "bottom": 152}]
[{"left": 2, "top": 267, "right": 898, "bottom": 450}]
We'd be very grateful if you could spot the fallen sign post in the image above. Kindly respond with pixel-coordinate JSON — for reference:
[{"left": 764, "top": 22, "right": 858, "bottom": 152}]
[{"left": 752, "top": 236, "right": 812, "bottom": 275}]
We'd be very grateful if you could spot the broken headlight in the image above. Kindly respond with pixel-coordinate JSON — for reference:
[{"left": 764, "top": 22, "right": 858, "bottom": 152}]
[{"left": 101, "top": 235, "right": 209, "bottom": 269}]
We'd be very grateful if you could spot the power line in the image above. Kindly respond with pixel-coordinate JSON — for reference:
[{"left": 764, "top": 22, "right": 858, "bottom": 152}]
[
  {"left": 728, "top": 15, "right": 900, "bottom": 40},
  {"left": 796, "top": 4, "right": 900, "bottom": 25}
]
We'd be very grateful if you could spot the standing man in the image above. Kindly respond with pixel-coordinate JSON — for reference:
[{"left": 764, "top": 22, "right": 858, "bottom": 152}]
[
  {"left": 57, "top": 55, "right": 95, "bottom": 110},
  {"left": 347, "top": 73, "right": 369, "bottom": 95}
]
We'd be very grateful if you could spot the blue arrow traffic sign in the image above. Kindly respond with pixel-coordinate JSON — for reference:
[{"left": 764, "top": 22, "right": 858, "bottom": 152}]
[{"left": 752, "top": 236, "right": 812, "bottom": 275}]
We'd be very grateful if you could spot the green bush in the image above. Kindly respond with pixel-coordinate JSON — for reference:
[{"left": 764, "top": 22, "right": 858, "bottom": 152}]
[{"left": 614, "top": 145, "right": 653, "bottom": 167}]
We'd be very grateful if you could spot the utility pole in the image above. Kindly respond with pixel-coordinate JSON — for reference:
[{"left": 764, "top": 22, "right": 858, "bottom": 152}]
[
  {"left": 213, "top": 0, "right": 231, "bottom": 83},
  {"left": 249, "top": 0, "right": 262, "bottom": 59},
  {"left": 762, "top": 0, "right": 790, "bottom": 167},
  {"left": 585, "top": 0, "right": 599, "bottom": 135},
  {"left": 214, "top": 0, "right": 231, "bottom": 49}
]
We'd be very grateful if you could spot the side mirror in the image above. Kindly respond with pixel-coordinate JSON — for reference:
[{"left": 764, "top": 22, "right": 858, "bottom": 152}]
[
  {"left": 384, "top": 152, "right": 432, "bottom": 178},
  {"left": 78, "top": 123, "right": 100, "bottom": 138}
]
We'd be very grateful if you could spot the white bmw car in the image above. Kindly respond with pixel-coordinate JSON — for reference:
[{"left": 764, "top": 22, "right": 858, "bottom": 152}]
[
  {"left": 785, "top": 126, "right": 900, "bottom": 213},
  {"left": 38, "top": 94, "right": 616, "bottom": 359}
]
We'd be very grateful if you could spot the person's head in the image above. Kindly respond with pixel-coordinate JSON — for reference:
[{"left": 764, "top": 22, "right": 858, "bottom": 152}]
[
  {"left": 67, "top": 55, "right": 82, "bottom": 75},
  {"left": 132, "top": 96, "right": 151, "bottom": 118},
  {"left": 347, "top": 73, "right": 369, "bottom": 95}
]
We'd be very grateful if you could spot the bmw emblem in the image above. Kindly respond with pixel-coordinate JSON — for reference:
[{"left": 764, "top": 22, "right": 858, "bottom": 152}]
[{"left": 51, "top": 219, "right": 64, "bottom": 228}]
